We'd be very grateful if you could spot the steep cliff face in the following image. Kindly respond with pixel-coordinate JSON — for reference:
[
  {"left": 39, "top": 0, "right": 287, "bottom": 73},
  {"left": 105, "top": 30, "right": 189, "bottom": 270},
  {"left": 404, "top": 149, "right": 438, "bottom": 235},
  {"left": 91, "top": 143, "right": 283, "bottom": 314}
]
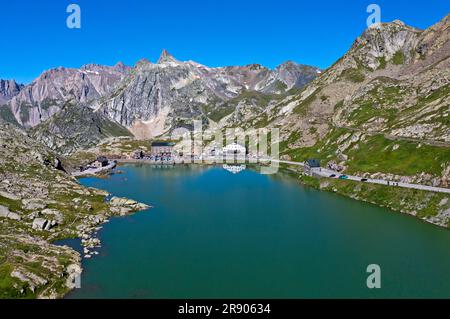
[
  {"left": 7, "top": 63, "right": 130, "bottom": 128},
  {"left": 0, "top": 79, "right": 23, "bottom": 105},
  {"left": 0, "top": 80, "right": 24, "bottom": 126},
  {"left": 99, "top": 57, "right": 214, "bottom": 137}
]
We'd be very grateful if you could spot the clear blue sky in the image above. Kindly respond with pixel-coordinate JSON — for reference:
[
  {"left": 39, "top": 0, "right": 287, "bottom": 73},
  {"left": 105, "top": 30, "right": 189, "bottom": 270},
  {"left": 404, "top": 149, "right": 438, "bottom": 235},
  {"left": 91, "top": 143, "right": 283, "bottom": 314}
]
[{"left": 1, "top": 0, "right": 448, "bottom": 83}]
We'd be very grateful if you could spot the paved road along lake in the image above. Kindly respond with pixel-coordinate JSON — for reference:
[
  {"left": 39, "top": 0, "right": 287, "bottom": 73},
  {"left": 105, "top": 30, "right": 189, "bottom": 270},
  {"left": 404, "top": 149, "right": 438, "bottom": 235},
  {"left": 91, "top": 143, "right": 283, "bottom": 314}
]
[{"left": 66, "top": 164, "right": 450, "bottom": 298}]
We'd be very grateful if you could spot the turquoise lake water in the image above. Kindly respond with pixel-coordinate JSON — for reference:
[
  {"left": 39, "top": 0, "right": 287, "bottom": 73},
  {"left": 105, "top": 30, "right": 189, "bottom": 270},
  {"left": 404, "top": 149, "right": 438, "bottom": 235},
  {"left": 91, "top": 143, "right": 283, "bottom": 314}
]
[{"left": 66, "top": 164, "right": 450, "bottom": 299}]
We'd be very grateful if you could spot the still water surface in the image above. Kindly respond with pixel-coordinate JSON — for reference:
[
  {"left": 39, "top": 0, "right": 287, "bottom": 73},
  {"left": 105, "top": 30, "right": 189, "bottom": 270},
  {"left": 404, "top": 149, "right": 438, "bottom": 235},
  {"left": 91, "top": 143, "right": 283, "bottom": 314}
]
[{"left": 65, "top": 165, "right": 450, "bottom": 298}]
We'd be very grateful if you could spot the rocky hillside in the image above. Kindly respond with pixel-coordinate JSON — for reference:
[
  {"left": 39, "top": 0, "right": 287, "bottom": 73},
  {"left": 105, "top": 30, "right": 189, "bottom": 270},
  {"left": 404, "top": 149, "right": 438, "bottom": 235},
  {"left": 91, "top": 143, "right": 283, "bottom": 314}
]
[
  {"left": 233, "top": 15, "right": 449, "bottom": 174},
  {"left": 30, "top": 103, "right": 132, "bottom": 155},
  {"left": 6, "top": 63, "right": 130, "bottom": 128},
  {"left": 0, "top": 121, "right": 149, "bottom": 298}
]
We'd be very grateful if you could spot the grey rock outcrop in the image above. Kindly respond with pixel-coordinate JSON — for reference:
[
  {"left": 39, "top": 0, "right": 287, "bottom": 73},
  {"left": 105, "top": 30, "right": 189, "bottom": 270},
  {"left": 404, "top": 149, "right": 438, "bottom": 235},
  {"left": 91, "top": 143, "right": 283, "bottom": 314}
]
[
  {"left": 32, "top": 218, "right": 48, "bottom": 230},
  {"left": 32, "top": 218, "right": 57, "bottom": 231},
  {"left": 0, "top": 205, "right": 21, "bottom": 221}
]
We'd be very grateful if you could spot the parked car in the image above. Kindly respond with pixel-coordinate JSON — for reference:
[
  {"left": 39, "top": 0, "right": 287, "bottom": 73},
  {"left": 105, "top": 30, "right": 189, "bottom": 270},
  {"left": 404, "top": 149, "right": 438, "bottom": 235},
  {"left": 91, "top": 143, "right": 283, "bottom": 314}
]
[
  {"left": 339, "top": 175, "right": 349, "bottom": 180},
  {"left": 361, "top": 178, "right": 368, "bottom": 182},
  {"left": 329, "top": 174, "right": 337, "bottom": 178}
]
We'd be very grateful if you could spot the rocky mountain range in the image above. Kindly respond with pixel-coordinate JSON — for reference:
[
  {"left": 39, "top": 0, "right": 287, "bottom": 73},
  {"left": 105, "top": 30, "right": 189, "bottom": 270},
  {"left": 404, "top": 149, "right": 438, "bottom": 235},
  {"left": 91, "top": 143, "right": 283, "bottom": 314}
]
[
  {"left": 1, "top": 15, "right": 447, "bottom": 148},
  {"left": 0, "top": 50, "right": 321, "bottom": 140},
  {"left": 99, "top": 51, "right": 320, "bottom": 138},
  {"left": 4, "top": 63, "right": 131, "bottom": 128},
  {"left": 0, "top": 15, "right": 448, "bottom": 183}
]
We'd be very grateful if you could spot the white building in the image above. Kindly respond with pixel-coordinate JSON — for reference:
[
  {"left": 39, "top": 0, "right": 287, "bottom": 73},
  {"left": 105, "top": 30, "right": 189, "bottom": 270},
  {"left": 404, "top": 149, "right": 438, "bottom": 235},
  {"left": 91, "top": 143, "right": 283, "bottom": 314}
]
[{"left": 223, "top": 143, "right": 246, "bottom": 155}]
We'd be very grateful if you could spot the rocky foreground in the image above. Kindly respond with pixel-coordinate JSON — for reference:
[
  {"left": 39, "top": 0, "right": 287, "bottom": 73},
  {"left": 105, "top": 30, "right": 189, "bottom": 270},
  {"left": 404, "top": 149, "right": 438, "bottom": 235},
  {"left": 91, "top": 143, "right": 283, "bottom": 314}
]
[{"left": 0, "top": 122, "right": 150, "bottom": 299}]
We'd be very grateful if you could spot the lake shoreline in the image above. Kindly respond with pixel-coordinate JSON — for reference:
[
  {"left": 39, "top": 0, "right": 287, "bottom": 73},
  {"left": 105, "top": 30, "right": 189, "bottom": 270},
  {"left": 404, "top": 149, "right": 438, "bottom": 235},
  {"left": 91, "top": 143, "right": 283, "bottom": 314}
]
[
  {"left": 49, "top": 182, "right": 151, "bottom": 299},
  {"left": 49, "top": 163, "right": 447, "bottom": 299},
  {"left": 113, "top": 162, "right": 450, "bottom": 230},
  {"left": 66, "top": 164, "right": 450, "bottom": 298}
]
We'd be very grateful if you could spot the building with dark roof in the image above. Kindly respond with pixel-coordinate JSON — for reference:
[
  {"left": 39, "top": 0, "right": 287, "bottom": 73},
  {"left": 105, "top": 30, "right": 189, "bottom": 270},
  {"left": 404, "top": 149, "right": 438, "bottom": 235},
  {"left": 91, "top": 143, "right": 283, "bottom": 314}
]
[
  {"left": 305, "top": 159, "right": 321, "bottom": 176},
  {"left": 92, "top": 156, "right": 109, "bottom": 168},
  {"left": 306, "top": 159, "right": 320, "bottom": 168}
]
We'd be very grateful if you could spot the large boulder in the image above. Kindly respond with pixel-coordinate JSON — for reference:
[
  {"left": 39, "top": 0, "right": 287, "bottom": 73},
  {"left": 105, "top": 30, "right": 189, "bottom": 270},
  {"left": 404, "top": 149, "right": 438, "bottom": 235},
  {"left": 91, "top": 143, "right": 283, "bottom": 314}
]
[
  {"left": 0, "top": 205, "right": 21, "bottom": 221},
  {"left": 66, "top": 264, "right": 83, "bottom": 289},
  {"left": 32, "top": 218, "right": 48, "bottom": 230},
  {"left": 41, "top": 208, "right": 63, "bottom": 224},
  {"left": 22, "top": 199, "right": 46, "bottom": 211},
  {"left": 0, "top": 205, "right": 11, "bottom": 217},
  {"left": 110, "top": 197, "right": 150, "bottom": 210}
]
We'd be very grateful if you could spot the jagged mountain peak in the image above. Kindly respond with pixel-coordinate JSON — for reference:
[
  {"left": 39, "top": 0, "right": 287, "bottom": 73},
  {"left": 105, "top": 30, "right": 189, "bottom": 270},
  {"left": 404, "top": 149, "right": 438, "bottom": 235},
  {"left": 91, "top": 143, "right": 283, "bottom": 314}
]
[
  {"left": 245, "top": 63, "right": 266, "bottom": 70},
  {"left": 115, "top": 61, "right": 126, "bottom": 68},
  {"left": 114, "top": 61, "right": 129, "bottom": 72},
  {"left": 278, "top": 60, "right": 296, "bottom": 67},
  {"left": 221, "top": 63, "right": 268, "bottom": 73},
  {"left": 37, "top": 67, "right": 67, "bottom": 81},
  {"left": 391, "top": 19, "right": 406, "bottom": 26},
  {"left": 347, "top": 14, "right": 450, "bottom": 72},
  {"left": 98, "top": 54, "right": 321, "bottom": 138},
  {"left": 158, "top": 49, "right": 178, "bottom": 64},
  {"left": 277, "top": 60, "right": 320, "bottom": 72},
  {"left": 355, "top": 19, "right": 420, "bottom": 49},
  {"left": 80, "top": 63, "right": 102, "bottom": 69},
  {"left": 79, "top": 63, "right": 131, "bottom": 76},
  {"left": 319, "top": 18, "right": 425, "bottom": 74}
]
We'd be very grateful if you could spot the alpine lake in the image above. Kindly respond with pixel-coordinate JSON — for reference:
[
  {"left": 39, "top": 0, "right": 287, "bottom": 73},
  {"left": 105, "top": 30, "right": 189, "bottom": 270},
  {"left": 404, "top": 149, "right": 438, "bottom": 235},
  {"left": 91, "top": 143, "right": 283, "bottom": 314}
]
[{"left": 60, "top": 164, "right": 450, "bottom": 299}]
